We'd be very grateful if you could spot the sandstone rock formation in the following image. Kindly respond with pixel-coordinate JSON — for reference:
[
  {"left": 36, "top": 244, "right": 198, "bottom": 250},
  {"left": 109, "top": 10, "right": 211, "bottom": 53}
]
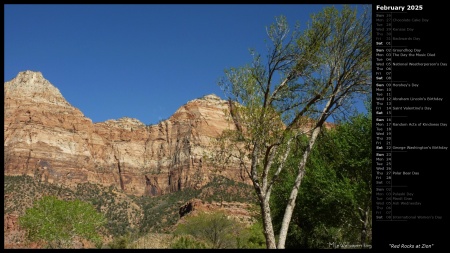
[
  {"left": 3, "top": 212, "right": 30, "bottom": 249},
  {"left": 4, "top": 71, "right": 245, "bottom": 196},
  {"left": 178, "top": 198, "right": 255, "bottom": 225},
  {"left": 4, "top": 70, "right": 333, "bottom": 197}
]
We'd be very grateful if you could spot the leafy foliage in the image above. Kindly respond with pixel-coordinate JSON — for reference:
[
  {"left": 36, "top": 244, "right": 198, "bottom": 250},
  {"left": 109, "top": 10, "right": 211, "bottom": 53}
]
[
  {"left": 5, "top": 174, "right": 255, "bottom": 248},
  {"left": 174, "top": 211, "right": 244, "bottom": 249},
  {"left": 172, "top": 210, "right": 265, "bottom": 249},
  {"left": 215, "top": 5, "right": 371, "bottom": 248},
  {"left": 272, "top": 108, "right": 372, "bottom": 248},
  {"left": 175, "top": 212, "right": 237, "bottom": 248},
  {"left": 19, "top": 196, "right": 106, "bottom": 248},
  {"left": 236, "top": 221, "right": 266, "bottom": 249},
  {"left": 171, "top": 235, "right": 208, "bottom": 249}
]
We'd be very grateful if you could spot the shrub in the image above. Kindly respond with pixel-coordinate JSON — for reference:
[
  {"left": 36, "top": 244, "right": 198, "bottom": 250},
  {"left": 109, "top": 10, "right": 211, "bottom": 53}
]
[
  {"left": 174, "top": 211, "right": 243, "bottom": 249},
  {"left": 19, "top": 196, "right": 106, "bottom": 248},
  {"left": 171, "top": 235, "right": 208, "bottom": 249}
]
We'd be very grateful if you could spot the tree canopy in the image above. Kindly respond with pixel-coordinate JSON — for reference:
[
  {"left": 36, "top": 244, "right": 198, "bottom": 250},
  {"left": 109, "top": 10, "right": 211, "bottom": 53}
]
[
  {"left": 215, "top": 5, "right": 371, "bottom": 248},
  {"left": 272, "top": 106, "right": 372, "bottom": 248},
  {"left": 173, "top": 211, "right": 265, "bottom": 249},
  {"left": 19, "top": 195, "right": 106, "bottom": 248}
]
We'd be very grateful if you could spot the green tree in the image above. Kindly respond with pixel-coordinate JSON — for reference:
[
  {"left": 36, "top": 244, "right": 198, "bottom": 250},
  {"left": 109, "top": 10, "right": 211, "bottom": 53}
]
[
  {"left": 171, "top": 235, "right": 208, "bottom": 249},
  {"left": 272, "top": 106, "right": 372, "bottom": 248},
  {"left": 174, "top": 211, "right": 246, "bottom": 249},
  {"left": 331, "top": 106, "right": 372, "bottom": 248},
  {"left": 216, "top": 5, "right": 371, "bottom": 248},
  {"left": 19, "top": 195, "right": 106, "bottom": 248},
  {"left": 236, "top": 221, "right": 266, "bottom": 249}
]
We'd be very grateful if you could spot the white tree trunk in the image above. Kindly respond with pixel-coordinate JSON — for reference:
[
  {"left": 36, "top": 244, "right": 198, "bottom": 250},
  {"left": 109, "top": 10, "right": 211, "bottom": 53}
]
[
  {"left": 261, "top": 198, "right": 277, "bottom": 249},
  {"left": 277, "top": 126, "right": 322, "bottom": 249}
]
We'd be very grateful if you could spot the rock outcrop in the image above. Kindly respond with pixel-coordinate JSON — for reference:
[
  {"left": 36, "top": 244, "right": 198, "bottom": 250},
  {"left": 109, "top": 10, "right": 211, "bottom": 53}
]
[
  {"left": 3, "top": 212, "right": 30, "bottom": 249},
  {"left": 178, "top": 198, "right": 255, "bottom": 226},
  {"left": 4, "top": 70, "right": 333, "bottom": 197},
  {"left": 4, "top": 71, "right": 245, "bottom": 196}
]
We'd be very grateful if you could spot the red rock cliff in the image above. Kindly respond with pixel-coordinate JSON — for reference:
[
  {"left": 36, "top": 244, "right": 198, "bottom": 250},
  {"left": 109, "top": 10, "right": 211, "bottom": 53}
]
[{"left": 4, "top": 71, "right": 247, "bottom": 196}]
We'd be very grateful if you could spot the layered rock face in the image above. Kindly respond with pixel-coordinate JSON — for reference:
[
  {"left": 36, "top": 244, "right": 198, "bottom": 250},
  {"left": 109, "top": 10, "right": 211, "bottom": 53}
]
[
  {"left": 4, "top": 71, "right": 245, "bottom": 196},
  {"left": 178, "top": 198, "right": 255, "bottom": 225}
]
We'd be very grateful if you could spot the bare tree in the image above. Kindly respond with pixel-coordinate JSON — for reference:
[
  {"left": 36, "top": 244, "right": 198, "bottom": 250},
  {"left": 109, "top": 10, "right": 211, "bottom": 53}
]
[{"left": 216, "top": 5, "right": 371, "bottom": 249}]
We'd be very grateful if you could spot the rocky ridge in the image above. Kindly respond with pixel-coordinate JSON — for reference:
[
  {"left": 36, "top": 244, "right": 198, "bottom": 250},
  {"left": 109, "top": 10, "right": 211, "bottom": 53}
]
[{"left": 4, "top": 70, "right": 245, "bottom": 196}]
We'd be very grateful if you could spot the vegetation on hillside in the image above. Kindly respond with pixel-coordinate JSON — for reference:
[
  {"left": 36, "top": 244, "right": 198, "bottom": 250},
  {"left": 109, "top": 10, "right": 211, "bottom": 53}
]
[
  {"left": 171, "top": 211, "right": 265, "bottom": 249},
  {"left": 4, "top": 174, "right": 256, "bottom": 248},
  {"left": 19, "top": 196, "right": 106, "bottom": 249}
]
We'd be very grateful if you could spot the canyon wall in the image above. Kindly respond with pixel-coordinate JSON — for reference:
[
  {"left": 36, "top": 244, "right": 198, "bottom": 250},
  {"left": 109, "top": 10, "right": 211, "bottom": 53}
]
[{"left": 4, "top": 71, "right": 247, "bottom": 196}]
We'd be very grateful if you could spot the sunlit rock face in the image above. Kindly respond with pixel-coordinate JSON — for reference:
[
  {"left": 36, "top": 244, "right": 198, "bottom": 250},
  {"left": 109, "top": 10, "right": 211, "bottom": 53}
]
[{"left": 4, "top": 71, "right": 247, "bottom": 196}]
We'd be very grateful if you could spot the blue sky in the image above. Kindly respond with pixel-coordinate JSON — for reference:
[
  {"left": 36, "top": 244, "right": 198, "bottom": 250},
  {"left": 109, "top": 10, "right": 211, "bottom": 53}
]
[{"left": 5, "top": 4, "right": 369, "bottom": 125}]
